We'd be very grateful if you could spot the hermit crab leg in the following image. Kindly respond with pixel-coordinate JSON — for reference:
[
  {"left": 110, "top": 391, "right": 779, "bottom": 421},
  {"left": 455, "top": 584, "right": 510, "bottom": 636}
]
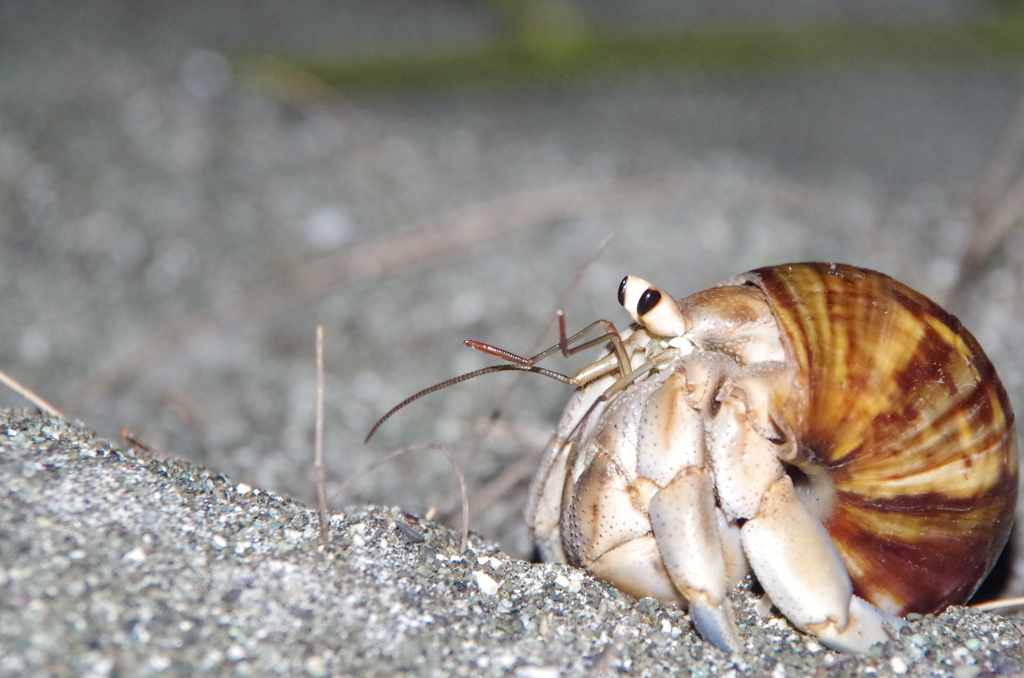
[
  {"left": 465, "top": 311, "right": 633, "bottom": 386},
  {"left": 648, "top": 472, "right": 741, "bottom": 653},
  {"left": 462, "top": 312, "right": 655, "bottom": 446},
  {"left": 640, "top": 372, "right": 743, "bottom": 653}
]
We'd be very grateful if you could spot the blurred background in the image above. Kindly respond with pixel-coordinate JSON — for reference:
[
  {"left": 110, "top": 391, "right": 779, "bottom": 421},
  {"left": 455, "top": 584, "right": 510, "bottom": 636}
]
[{"left": 2, "top": 0, "right": 1024, "bottom": 599}]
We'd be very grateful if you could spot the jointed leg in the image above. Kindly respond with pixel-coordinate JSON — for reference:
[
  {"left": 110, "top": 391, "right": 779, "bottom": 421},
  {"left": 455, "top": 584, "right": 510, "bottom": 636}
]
[{"left": 465, "top": 311, "right": 632, "bottom": 382}]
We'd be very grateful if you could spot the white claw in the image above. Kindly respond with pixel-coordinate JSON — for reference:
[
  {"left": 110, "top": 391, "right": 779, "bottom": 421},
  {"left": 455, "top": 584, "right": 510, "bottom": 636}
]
[
  {"left": 648, "top": 468, "right": 741, "bottom": 653},
  {"left": 689, "top": 596, "right": 743, "bottom": 654},
  {"left": 740, "top": 476, "right": 854, "bottom": 634},
  {"left": 810, "top": 595, "right": 907, "bottom": 653},
  {"left": 739, "top": 476, "right": 907, "bottom": 652}
]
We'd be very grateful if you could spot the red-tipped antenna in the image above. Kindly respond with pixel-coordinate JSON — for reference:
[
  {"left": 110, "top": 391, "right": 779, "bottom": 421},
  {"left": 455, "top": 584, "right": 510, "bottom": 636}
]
[{"left": 364, "top": 312, "right": 633, "bottom": 443}]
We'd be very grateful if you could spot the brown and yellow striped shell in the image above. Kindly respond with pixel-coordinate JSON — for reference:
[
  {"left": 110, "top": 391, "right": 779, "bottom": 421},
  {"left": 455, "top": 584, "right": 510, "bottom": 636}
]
[{"left": 729, "top": 263, "right": 1019, "bottom": 615}]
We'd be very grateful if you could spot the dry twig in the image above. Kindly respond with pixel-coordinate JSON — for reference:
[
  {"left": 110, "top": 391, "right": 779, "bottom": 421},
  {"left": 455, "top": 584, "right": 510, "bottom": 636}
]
[
  {"left": 314, "top": 325, "right": 330, "bottom": 549},
  {"left": 971, "top": 596, "right": 1024, "bottom": 613},
  {"left": 946, "top": 91, "right": 1024, "bottom": 308},
  {"left": 332, "top": 443, "right": 470, "bottom": 553},
  {"left": 0, "top": 367, "right": 64, "bottom": 418}
]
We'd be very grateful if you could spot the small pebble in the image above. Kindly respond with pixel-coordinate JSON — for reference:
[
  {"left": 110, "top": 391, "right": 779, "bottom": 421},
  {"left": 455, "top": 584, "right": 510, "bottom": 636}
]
[
  {"left": 473, "top": 570, "right": 500, "bottom": 596},
  {"left": 303, "top": 656, "right": 328, "bottom": 677},
  {"left": 516, "top": 668, "right": 560, "bottom": 678}
]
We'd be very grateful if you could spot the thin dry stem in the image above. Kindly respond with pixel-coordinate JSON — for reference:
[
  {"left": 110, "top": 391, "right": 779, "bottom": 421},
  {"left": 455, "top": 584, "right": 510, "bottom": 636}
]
[
  {"left": 120, "top": 428, "right": 169, "bottom": 461},
  {"left": 332, "top": 443, "right": 470, "bottom": 553},
  {"left": 0, "top": 368, "right": 64, "bottom": 418},
  {"left": 314, "top": 325, "right": 329, "bottom": 549},
  {"left": 976, "top": 92, "right": 1024, "bottom": 224},
  {"left": 466, "top": 452, "right": 539, "bottom": 519},
  {"left": 970, "top": 596, "right": 1024, "bottom": 613},
  {"left": 462, "top": 420, "right": 550, "bottom": 521},
  {"left": 947, "top": 90, "right": 1024, "bottom": 307}
]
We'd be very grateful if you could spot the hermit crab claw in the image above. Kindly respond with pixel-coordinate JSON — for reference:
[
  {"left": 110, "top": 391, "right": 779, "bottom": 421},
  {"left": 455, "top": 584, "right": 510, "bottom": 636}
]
[{"left": 811, "top": 597, "right": 906, "bottom": 652}]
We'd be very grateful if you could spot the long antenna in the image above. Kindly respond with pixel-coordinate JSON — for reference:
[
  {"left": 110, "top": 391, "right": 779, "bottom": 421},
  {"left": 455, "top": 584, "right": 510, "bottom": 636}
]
[{"left": 364, "top": 364, "right": 574, "bottom": 444}]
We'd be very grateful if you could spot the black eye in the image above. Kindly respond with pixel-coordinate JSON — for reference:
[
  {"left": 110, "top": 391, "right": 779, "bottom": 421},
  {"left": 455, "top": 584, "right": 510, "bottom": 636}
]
[
  {"left": 637, "top": 288, "right": 661, "bottom": 316},
  {"left": 617, "top": 276, "right": 628, "bottom": 306}
]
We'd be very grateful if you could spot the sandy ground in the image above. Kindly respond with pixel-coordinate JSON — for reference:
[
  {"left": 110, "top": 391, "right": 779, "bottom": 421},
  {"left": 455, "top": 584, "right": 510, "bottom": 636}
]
[{"left": 2, "top": 410, "right": 1022, "bottom": 677}]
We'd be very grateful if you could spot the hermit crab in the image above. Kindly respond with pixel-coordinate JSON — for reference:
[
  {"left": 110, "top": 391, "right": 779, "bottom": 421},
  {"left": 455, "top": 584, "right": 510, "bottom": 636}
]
[{"left": 368, "top": 262, "right": 1019, "bottom": 653}]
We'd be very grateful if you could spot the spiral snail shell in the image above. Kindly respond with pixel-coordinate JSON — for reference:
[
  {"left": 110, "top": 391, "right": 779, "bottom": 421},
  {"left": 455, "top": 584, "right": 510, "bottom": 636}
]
[
  {"left": 524, "top": 262, "right": 1019, "bottom": 652},
  {"left": 735, "top": 263, "right": 1018, "bottom": 615}
]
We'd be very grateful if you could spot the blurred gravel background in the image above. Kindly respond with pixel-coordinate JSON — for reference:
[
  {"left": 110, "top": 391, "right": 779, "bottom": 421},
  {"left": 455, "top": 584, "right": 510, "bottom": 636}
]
[{"left": 2, "top": 1, "right": 1024, "bottom": 673}]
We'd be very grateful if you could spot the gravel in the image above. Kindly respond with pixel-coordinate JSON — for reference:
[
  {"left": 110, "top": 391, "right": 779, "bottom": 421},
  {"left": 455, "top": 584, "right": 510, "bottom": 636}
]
[{"left": 2, "top": 409, "right": 1022, "bottom": 677}]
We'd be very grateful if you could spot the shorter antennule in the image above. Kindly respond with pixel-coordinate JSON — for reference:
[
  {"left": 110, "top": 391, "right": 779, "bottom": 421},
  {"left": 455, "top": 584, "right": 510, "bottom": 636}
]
[{"left": 464, "top": 340, "right": 533, "bottom": 365}]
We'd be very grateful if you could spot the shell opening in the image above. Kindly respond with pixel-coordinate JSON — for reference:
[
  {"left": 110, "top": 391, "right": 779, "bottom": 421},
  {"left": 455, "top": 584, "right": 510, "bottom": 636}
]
[{"left": 787, "top": 462, "right": 838, "bottom": 524}]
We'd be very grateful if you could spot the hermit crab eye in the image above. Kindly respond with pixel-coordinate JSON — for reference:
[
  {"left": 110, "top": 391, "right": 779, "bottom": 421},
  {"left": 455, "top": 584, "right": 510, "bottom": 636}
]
[
  {"left": 637, "top": 288, "right": 662, "bottom": 316},
  {"left": 619, "top": 274, "right": 688, "bottom": 338}
]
